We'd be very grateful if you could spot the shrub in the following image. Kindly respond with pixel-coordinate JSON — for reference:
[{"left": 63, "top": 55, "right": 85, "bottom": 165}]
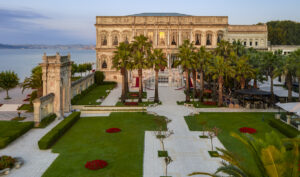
[
  {"left": 0, "top": 156, "right": 15, "bottom": 170},
  {"left": 71, "top": 84, "right": 97, "bottom": 105},
  {"left": 38, "top": 114, "right": 57, "bottom": 128},
  {"left": 38, "top": 112, "right": 81, "bottom": 149},
  {"left": 0, "top": 122, "right": 34, "bottom": 149},
  {"left": 268, "top": 119, "right": 299, "bottom": 138},
  {"left": 94, "top": 71, "right": 105, "bottom": 85}
]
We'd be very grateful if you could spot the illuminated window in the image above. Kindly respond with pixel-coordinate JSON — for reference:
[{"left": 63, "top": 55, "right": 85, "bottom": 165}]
[{"left": 159, "top": 32, "right": 165, "bottom": 45}]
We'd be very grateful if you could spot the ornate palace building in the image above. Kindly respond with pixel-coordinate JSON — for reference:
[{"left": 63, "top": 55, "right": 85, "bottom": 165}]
[{"left": 95, "top": 13, "right": 268, "bottom": 87}]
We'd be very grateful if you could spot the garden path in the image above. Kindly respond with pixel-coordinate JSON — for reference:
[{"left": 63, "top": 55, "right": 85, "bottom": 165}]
[
  {"left": 0, "top": 119, "right": 61, "bottom": 177},
  {"left": 145, "top": 87, "right": 225, "bottom": 177},
  {"left": 100, "top": 84, "right": 121, "bottom": 106}
]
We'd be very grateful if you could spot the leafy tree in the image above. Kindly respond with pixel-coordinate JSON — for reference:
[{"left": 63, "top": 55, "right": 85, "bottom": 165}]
[
  {"left": 86, "top": 63, "right": 92, "bottom": 73},
  {"left": 0, "top": 71, "right": 19, "bottom": 99},
  {"left": 150, "top": 48, "right": 167, "bottom": 103},
  {"left": 194, "top": 46, "right": 211, "bottom": 101},
  {"left": 175, "top": 40, "right": 195, "bottom": 102},
  {"left": 208, "top": 56, "right": 234, "bottom": 106},
  {"left": 71, "top": 63, "right": 78, "bottom": 77},
  {"left": 22, "top": 66, "right": 43, "bottom": 97},
  {"left": 267, "top": 20, "right": 300, "bottom": 45},
  {"left": 112, "top": 42, "right": 131, "bottom": 103},
  {"left": 94, "top": 71, "right": 105, "bottom": 85},
  {"left": 234, "top": 55, "right": 255, "bottom": 89},
  {"left": 131, "top": 35, "right": 152, "bottom": 103},
  {"left": 292, "top": 49, "right": 300, "bottom": 101}
]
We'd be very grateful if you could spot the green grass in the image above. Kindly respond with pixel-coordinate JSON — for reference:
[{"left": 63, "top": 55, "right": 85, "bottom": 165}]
[
  {"left": 158, "top": 150, "right": 168, "bottom": 157},
  {"left": 72, "top": 82, "right": 116, "bottom": 105},
  {"left": 115, "top": 101, "right": 161, "bottom": 107},
  {"left": 17, "top": 104, "right": 33, "bottom": 112},
  {"left": 0, "top": 121, "right": 34, "bottom": 148},
  {"left": 11, "top": 117, "right": 26, "bottom": 121},
  {"left": 42, "top": 112, "right": 166, "bottom": 177},
  {"left": 185, "top": 112, "right": 286, "bottom": 175},
  {"left": 177, "top": 101, "right": 218, "bottom": 108}
]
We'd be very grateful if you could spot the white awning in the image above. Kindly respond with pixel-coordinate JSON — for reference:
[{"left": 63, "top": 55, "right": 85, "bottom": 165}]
[{"left": 276, "top": 102, "right": 300, "bottom": 116}]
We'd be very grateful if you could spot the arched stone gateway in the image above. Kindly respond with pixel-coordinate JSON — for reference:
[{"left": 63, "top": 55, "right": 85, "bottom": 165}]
[{"left": 33, "top": 53, "right": 72, "bottom": 126}]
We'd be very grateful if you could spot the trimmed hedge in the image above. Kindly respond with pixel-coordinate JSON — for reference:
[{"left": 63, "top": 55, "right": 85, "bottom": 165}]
[
  {"left": 38, "top": 112, "right": 81, "bottom": 149},
  {"left": 38, "top": 114, "right": 57, "bottom": 128},
  {"left": 71, "top": 84, "right": 97, "bottom": 105},
  {"left": 94, "top": 71, "right": 105, "bottom": 85},
  {"left": 268, "top": 119, "right": 300, "bottom": 138},
  {"left": 0, "top": 122, "right": 34, "bottom": 149}
]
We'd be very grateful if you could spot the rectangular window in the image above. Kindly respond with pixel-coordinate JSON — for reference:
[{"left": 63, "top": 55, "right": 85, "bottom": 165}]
[
  {"left": 255, "top": 42, "right": 258, "bottom": 46},
  {"left": 250, "top": 42, "right": 252, "bottom": 46},
  {"left": 244, "top": 42, "right": 247, "bottom": 46}
]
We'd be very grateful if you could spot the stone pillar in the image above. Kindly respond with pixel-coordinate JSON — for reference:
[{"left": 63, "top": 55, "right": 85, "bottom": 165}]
[
  {"left": 202, "top": 33, "right": 206, "bottom": 46},
  {"left": 167, "top": 30, "right": 170, "bottom": 46},
  {"left": 178, "top": 30, "right": 182, "bottom": 45},
  {"left": 286, "top": 115, "right": 291, "bottom": 125}
]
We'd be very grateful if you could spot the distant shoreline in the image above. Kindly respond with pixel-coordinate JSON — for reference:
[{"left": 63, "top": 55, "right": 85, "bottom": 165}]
[{"left": 0, "top": 44, "right": 95, "bottom": 50}]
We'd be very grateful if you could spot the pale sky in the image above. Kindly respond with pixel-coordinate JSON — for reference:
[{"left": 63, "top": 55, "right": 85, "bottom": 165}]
[{"left": 0, "top": 0, "right": 299, "bottom": 45}]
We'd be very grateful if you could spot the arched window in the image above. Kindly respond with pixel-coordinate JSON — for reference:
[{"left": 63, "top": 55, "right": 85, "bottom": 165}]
[
  {"left": 113, "top": 35, "right": 118, "bottom": 46},
  {"left": 124, "top": 36, "right": 129, "bottom": 44},
  {"left": 206, "top": 33, "right": 212, "bottom": 46},
  {"left": 101, "top": 34, "right": 107, "bottom": 46},
  {"left": 170, "top": 31, "right": 177, "bottom": 45},
  {"left": 195, "top": 33, "right": 201, "bottom": 45},
  {"left": 217, "top": 33, "right": 223, "bottom": 43},
  {"left": 102, "top": 60, "right": 107, "bottom": 69}
]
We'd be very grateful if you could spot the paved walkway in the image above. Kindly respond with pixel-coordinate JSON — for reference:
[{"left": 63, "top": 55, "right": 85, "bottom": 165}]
[
  {"left": 0, "top": 87, "right": 32, "bottom": 104},
  {"left": 145, "top": 87, "right": 225, "bottom": 177},
  {"left": 0, "top": 119, "right": 61, "bottom": 177},
  {"left": 100, "top": 84, "right": 121, "bottom": 106}
]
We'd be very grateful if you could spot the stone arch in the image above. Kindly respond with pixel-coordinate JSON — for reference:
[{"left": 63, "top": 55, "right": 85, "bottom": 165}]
[
  {"left": 111, "top": 30, "right": 120, "bottom": 46},
  {"left": 101, "top": 55, "right": 108, "bottom": 69},
  {"left": 100, "top": 30, "right": 108, "bottom": 46},
  {"left": 122, "top": 30, "right": 131, "bottom": 44},
  {"left": 194, "top": 30, "right": 202, "bottom": 45},
  {"left": 170, "top": 30, "right": 178, "bottom": 46},
  {"left": 217, "top": 30, "right": 224, "bottom": 43},
  {"left": 206, "top": 31, "right": 213, "bottom": 46}
]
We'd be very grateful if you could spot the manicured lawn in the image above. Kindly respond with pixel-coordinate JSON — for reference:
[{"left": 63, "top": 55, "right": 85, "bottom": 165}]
[
  {"left": 18, "top": 104, "right": 33, "bottom": 112},
  {"left": 177, "top": 101, "right": 218, "bottom": 108},
  {"left": 0, "top": 121, "right": 34, "bottom": 148},
  {"left": 72, "top": 82, "right": 116, "bottom": 105},
  {"left": 184, "top": 112, "right": 286, "bottom": 176},
  {"left": 42, "top": 112, "right": 166, "bottom": 177},
  {"left": 115, "top": 101, "right": 161, "bottom": 107}
]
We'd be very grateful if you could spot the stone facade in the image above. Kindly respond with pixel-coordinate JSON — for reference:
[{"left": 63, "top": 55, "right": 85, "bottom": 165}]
[
  {"left": 95, "top": 14, "right": 268, "bottom": 87},
  {"left": 268, "top": 45, "right": 300, "bottom": 55},
  {"left": 40, "top": 53, "right": 72, "bottom": 117}
]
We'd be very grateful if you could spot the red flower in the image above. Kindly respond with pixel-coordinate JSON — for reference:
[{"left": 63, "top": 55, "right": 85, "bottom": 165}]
[
  {"left": 106, "top": 128, "right": 121, "bottom": 133},
  {"left": 239, "top": 127, "right": 257, "bottom": 134},
  {"left": 85, "top": 160, "right": 108, "bottom": 170},
  {"left": 23, "top": 98, "right": 30, "bottom": 102},
  {"left": 203, "top": 101, "right": 217, "bottom": 105},
  {"left": 124, "top": 102, "right": 138, "bottom": 106},
  {"left": 130, "top": 93, "right": 139, "bottom": 97},
  {"left": 204, "top": 89, "right": 212, "bottom": 94}
]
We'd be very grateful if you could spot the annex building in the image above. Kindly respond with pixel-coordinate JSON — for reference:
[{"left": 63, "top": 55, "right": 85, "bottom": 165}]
[{"left": 95, "top": 13, "right": 268, "bottom": 87}]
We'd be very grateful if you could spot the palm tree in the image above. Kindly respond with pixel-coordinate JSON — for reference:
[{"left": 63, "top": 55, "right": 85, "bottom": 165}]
[
  {"left": 208, "top": 56, "right": 234, "bottom": 106},
  {"left": 112, "top": 42, "right": 131, "bottom": 103},
  {"left": 232, "top": 40, "right": 246, "bottom": 57},
  {"left": 189, "top": 131, "right": 299, "bottom": 177},
  {"left": 291, "top": 49, "right": 300, "bottom": 101},
  {"left": 234, "top": 55, "right": 255, "bottom": 89},
  {"left": 194, "top": 46, "right": 212, "bottom": 101},
  {"left": 131, "top": 35, "right": 152, "bottom": 103},
  {"left": 22, "top": 66, "right": 43, "bottom": 97},
  {"left": 175, "top": 40, "right": 195, "bottom": 102},
  {"left": 248, "top": 50, "right": 265, "bottom": 88},
  {"left": 0, "top": 71, "right": 19, "bottom": 99},
  {"left": 150, "top": 49, "right": 167, "bottom": 103},
  {"left": 215, "top": 40, "right": 233, "bottom": 60}
]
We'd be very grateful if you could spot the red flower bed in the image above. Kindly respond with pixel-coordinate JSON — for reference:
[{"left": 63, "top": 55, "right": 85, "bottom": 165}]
[
  {"left": 129, "top": 93, "right": 139, "bottom": 97},
  {"left": 106, "top": 128, "right": 121, "bottom": 133},
  {"left": 124, "top": 102, "right": 138, "bottom": 106},
  {"left": 85, "top": 160, "right": 108, "bottom": 170},
  {"left": 203, "top": 101, "right": 217, "bottom": 105},
  {"left": 239, "top": 127, "right": 257, "bottom": 134},
  {"left": 23, "top": 98, "right": 30, "bottom": 102},
  {"left": 204, "top": 89, "right": 212, "bottom": 94}
]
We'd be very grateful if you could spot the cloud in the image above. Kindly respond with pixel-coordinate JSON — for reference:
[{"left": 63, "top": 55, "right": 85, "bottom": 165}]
[{"left": 0, "top": 8, "right": 95, "bottom": 44}]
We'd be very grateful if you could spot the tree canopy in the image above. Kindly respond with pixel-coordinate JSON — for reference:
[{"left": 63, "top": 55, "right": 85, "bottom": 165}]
[{"left": 267, "top": 20, "right": 300, "bottom": 45}]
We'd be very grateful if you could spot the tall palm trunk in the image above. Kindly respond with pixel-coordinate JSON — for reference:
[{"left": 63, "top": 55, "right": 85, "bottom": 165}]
[
  {"left": 192, "top": 69, "right": 197, "bottom": 101},
  {"left": 241, "top": 77, "right": 245, "bottom": 89},
  {"left": 154, "top": 69, "right": 159, "bottom": 103},
  {"left": 298, "top": 76, "right": 300, "bottom": 102},
  {"left": 254, "top": 78, "right": 258, "bottom": 88},
  {"left": 5, "top": 89, "right": 9, "bottom": 99},
  {"left": 121, "top": 68, "right": 126, "bottom": 103},
  {"left": 124, "top": 68, "right": 129, "bottom": 97},
  {"left": 270, "top": 74, "right": 274, "bottom": 104},
  {"left": 218, "top": 76, "right": 223, "bottom": 107},
  {"left": 138, "top": 68, "right": 143, "bottom": 103},
  {"left": 287, "top": 74, "right": 292, "bottom": 102},
  {"left": 185, "top": 69, "right": 190, "bottom": 102},
  {"left": 200, "top": 70, "right": 204, "bottom": 102}
]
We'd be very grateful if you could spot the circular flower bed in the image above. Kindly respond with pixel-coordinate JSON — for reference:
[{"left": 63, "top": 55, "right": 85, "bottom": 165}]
[
  {"left": 106, "top": 128, "right": 121, "bottom": 133},
  {"left": 239, "top": 127, "right": 257, "bottom": 134},
  {"left": 85, "top": 160, "right": 108, "bottom": 170},
  {"left": 0, "top": 156, "right": 16, "bottom": 170}
]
